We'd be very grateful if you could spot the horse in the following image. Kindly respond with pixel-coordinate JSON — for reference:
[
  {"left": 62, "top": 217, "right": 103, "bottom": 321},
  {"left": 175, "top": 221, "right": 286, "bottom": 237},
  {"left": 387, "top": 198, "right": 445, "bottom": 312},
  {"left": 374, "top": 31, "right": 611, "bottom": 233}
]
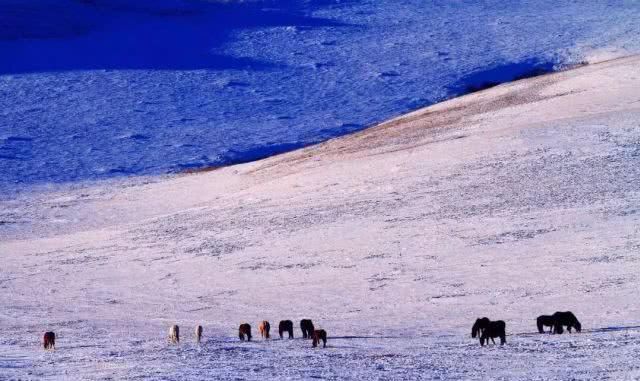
[
  {"left": 239, "top": 323, "right": 252, "bottom": 341},
  {"left": 471, "top": 317, "right": 490, "bottom": 340},
  {"left": 300, "top": 319, "right": 315, "bottom": 339},
  {"left": 279, "top": 320, "right": 294, "bottom": 339},
  {"left": 552, "top": 311, "right": 581, "bottom": 334},
  {"left": 472, "top": 318, "right": 506, "bottom": 346},
  {"left": 536, "top": 315, "right": 555, "bottom": 333},
  {"left": 43, "top": 332, "right": 55, "bottom": 350},
  {"left": 169, "top": 325, "right": 180, "bottom": 344},
  {"left": 259, "top": 321, "right": 271, "bottom": 339},
  {"left": 312, "top": 329, "right": 327, "bottom": 348},
  {"left": 195, "top": 325, "right": 203, "bottom": 344}
]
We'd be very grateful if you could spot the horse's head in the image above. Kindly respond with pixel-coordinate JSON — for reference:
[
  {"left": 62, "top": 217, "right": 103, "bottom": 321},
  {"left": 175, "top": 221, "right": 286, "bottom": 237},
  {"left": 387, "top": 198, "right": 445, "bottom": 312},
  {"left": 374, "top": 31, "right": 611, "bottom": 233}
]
[
  {"left": 574, "top": 321, "right": 582, "bottom": 332},
  {"left": 471, "top": 318, "right": 482, "bottom": 338}
]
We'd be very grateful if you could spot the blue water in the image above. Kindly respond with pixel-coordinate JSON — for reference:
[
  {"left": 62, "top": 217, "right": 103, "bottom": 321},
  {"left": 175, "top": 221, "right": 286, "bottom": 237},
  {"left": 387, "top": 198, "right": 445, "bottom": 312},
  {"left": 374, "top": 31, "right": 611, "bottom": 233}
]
[{"left": 1, "top": 0, "right": 639, "bottom": 195}]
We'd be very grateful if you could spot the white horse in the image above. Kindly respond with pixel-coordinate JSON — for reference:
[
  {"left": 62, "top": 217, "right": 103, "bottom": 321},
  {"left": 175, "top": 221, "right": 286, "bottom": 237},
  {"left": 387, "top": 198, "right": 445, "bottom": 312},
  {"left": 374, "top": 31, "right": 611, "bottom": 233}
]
[
  {"left": 195, "top": 325, "right": 203, "bottom": 344},
  {"left": 169, "top": 325, "right": 180, "bottom": 344}
]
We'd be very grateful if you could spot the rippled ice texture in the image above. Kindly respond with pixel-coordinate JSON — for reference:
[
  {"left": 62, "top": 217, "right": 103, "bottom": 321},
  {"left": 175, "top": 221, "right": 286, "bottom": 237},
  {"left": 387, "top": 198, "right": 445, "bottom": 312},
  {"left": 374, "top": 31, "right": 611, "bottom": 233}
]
[{"left": 1, "top": 0, "right": 639, "bottom": 194}]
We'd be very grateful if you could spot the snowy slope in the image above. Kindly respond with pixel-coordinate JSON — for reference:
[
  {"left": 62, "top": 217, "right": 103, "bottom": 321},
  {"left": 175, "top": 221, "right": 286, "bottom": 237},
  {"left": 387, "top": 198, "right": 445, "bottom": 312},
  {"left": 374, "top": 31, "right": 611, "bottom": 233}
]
[
  {"left": 1, "top": 55, "right": 640, "bottom": 380},
  {"left": 2, "top": 0, "right": 640, "bottom": 195}
]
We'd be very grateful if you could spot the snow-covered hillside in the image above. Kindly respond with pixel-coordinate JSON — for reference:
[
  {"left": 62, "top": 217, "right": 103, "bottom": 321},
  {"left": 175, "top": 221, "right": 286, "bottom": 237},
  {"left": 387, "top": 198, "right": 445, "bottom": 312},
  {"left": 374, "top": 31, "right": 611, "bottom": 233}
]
[
  {"left": 1, "top": 54, "right": 640, "bottom": 380},
  {"left": 2, "top": 0, "right": 640, "bottom": 195}
]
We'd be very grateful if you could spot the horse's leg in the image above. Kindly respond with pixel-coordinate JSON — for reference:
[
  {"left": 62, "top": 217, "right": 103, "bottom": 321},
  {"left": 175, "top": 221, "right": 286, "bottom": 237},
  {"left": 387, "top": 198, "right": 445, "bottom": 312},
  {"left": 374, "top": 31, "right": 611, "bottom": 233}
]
[
  {"left": 500, "top": 334, "right": 506, "bottom": 345},
  {"left": 491, "top": 337, "right": 495, "bottom": 345},
  {"left": 239, "top": 333, "right": 244, "bottom": 341},
  {"left": 323, "top": 338, "right": 327, "bottom": 348},
  {"left": 289, "top": 329, "right": 294, "bottom": 339}
]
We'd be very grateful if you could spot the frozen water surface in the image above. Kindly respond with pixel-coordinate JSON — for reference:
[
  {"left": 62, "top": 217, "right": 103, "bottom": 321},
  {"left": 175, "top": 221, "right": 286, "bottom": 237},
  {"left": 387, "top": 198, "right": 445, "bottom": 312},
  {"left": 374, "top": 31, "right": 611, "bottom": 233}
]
[{"left": 1, "top": 1, "right": 640, "bottom": 194}]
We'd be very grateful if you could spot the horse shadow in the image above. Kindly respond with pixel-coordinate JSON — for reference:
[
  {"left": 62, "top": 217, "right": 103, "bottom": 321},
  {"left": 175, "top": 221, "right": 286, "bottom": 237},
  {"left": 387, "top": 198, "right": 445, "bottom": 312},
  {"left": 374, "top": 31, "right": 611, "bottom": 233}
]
[
  {"left": 512, "top": 324, "right": 640, "bottom": 337},
  {"left": 584, "top": 325, "right": 640, "bottom": 334}
]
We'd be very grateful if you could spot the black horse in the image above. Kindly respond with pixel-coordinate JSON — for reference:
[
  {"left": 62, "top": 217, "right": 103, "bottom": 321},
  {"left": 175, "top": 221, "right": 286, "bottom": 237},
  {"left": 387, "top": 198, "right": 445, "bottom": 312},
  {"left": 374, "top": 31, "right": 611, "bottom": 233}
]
[
  {"left": 300, "top": 319, "right": 315, "bottom": 339},
  {"left": 472, "top": 317, "right": 506, "bottom": 346},
  {"left": 552, "top": 311, "right": 581, "bottom": 334},
  {"left": 471, "top": 317, "right": 490, "bottom": 340},
  {"left": 536, "top": 315, "right": 555, "bottom": 333},
  {"left": 279, "top": 320, "right": 294, "bottom": 339}
]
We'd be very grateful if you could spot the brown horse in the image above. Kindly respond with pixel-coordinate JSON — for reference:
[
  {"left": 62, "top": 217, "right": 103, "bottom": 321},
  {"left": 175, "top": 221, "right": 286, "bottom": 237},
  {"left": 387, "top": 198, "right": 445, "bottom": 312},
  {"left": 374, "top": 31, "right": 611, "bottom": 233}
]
[
  {"left": 239, "top": 323, "right": 252, "bottom": 341},
  {"left": 43, "top": 332, "right": 55, "bottom": 350},
  {"left": 312, "top": 329, "right": 327, "bottom": 348},
  {"left": 169, "top": 325, "right": 180, "bottom": 344},
  {"left": 300, "top": 319, "right": 314, "bottom": 339},
  {"left": 279, "top": 320, "right": 294, "bottom": 339},
  {"left": 258, "top": 321, "right": 271, "bottom": 339}
]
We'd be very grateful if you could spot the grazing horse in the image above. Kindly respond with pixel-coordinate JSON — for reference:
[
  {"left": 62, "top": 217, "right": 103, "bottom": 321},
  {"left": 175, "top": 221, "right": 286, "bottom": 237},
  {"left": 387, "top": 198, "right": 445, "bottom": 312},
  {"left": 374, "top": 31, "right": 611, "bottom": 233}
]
[
  {"left": 43, "top": 332, "right": 56, "bottom": 350},
  {"left": 239, "top": 323, "right": 252, "bottom": 341},
  {"left": 195, "top": 325, "right": 203, "bottom": 344},
  {"left": 471, "top": 317, "right": 490, "bottom": 340},
  {"left": 259, "top": 321, "right": 271, "bottom": 339},
  {"left": 300, "top": 319, "right": 315, "bottom": 339},
  {"left": 312, "top": 329, "right": 327, "bottom": 348},
  {"left": 536, "top": 315, "right": 555, "bottom": 333},
  {"left": 552, "top": 311, "right": 581, "bottom": 334},
  {"left": 279, "top": 320, "right": 294, "bottom": 339},
  {"left": 169, "top": 325, "right": 180, "bottom": 344},
  {"left": 472, "top": 318, "right": 506, "bottom": 346}
]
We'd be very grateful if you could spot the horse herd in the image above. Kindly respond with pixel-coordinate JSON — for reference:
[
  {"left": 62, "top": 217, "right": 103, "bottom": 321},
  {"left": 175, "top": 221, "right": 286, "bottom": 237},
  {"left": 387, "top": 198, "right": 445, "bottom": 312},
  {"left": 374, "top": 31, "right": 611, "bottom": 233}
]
[
  {"left": 41, "top": 312, "right": 582, "bottom": 350},
  {"left": 167, "top": 318, "right": 327, "bottom": 349},
  {"left": 472, "top": 311, "right": 582, "bottom": 346}
]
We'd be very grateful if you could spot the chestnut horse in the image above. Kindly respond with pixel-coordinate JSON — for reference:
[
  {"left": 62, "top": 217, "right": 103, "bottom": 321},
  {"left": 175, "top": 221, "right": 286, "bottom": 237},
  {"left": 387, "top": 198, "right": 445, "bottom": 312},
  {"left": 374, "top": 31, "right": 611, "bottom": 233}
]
[
  {"left": 195, "top": 325, "right": 203, "bottom": 343},
  {"left": 169, "top": 325, "right": 180, "bottom": 344},
  {"left": 279, "top": 320, "right": 294, "bottom": 339},
  {"left": 312, "top": 329, "right": 327, "bottom": 348},
  {"left": 259, "top": 321, "right": 271, "bottom": 339},
  {"left": 239, "top": 323, "right": 252, "bottom": 341},
  {"left": 43, "top": 332, "right": 55, "bottom": 350},
  {"left": 300, "top": 319, "right": 314, "bottom": 339}
]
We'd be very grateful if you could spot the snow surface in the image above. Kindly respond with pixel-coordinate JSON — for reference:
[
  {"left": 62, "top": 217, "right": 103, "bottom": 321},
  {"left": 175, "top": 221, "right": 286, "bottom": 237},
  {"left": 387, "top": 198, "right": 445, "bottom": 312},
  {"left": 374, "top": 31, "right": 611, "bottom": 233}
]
[
  {"left": 2, "top": 0, "right": 640, "bottom": 195},
  {"left": 1, "top": 54, "right": 640, "bottom": 380}
]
